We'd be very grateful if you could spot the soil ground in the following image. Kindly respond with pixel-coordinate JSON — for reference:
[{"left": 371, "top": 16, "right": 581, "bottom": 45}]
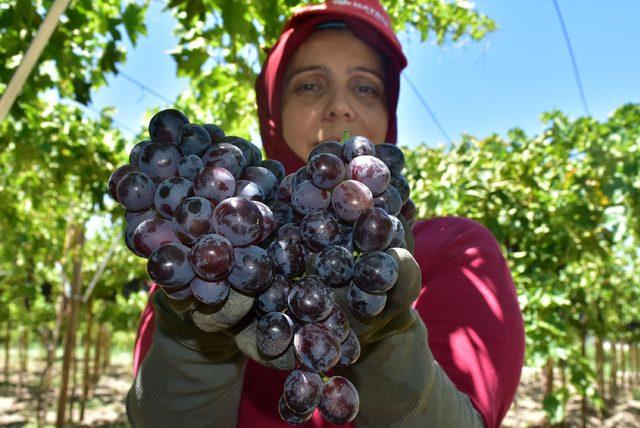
[{"left": 1, "top": 353, "right": 638, "bottom": 427}]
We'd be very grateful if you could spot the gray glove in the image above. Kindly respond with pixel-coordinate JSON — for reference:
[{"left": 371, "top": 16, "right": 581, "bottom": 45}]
[{"left": 162, "top": 286, "right": 297, "bottom": 371}]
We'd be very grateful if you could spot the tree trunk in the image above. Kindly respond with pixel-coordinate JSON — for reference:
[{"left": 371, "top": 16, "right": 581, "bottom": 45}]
[
  {"left": 620, "top": 342, "right": 627, "bottom": 396},
  {"left": 595, "top": 335, "right": 606, "bottom": 418},
  {"left": 4, "top": 319, "right": 11, "bottom": 384},
  {"left": 89, "top": 324, "right": 103, "bottom": 399},
  {"left": 67, "top": 343, "right": 76, "bottom": 424},
  {"left": 17, "top": 328, "right": 28, "bottom": 397},
  {"left": 580, "top": 332, "right": 587, "bottom": 428},
  {"left": 633, "top": 343, "right": 640, "bottom": 386},
  {"left": 102, "top": 328, "right": 111, "bottom": 371},
  {"left": 55, "top": 224, "right": 84, "bottom": 428},
  {"left": 543, "top": 357, "right": 554, "bottom": 428},
  {"left": 558, "top": 358, "right": 567, "bottom": 428},
  {"left": 36, "top": 214, "right": 75, "bottom": 428},
  {"left": 36, "top": 292, "right": 66, "bottom": 427},
  {"left": 80, "top": 296, "right": 94, "bottom": 421},
  {"left": 609, "top": 342, "right": 618, "bottom": 400}
]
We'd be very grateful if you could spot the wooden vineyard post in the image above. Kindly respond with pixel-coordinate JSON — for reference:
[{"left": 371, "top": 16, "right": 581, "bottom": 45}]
[
  {"left": 543, "top": 357, "right": 554, "bottom": 428},
  {"left": 595, "top": 335, "right": 606, "bottom": 417},
  {"left": 89, "top": 325, "right": 104, "bottom": 398},
  {"left": 37, "top": 212, "right": 75, "bottom": 426},
  {"left": 609, "top": 342, "right": 618, "bottom": 400},
  {"left": 4, "top": 318, "right": 11, "bottom": 384},
  {"left": 80, "top": 296, "right": 94, "bottom": 421},
  {"left": 55, "top": 223, "right": 84, "bottom": 428}
]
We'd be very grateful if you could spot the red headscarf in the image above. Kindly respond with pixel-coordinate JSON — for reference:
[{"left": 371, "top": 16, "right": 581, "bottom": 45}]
[{"left": 255, "top": 0, "right": 408, "bottom": 175}]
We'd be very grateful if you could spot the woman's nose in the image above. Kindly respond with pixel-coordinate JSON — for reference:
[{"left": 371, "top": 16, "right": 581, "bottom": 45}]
[{"left": 323, "top": 90, "right": 355, "bottom": 121}]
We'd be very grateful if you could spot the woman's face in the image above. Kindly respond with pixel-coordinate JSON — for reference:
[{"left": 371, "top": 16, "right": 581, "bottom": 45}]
[{"left": 281, "top": 28, "right": 388, "bottom": 161}]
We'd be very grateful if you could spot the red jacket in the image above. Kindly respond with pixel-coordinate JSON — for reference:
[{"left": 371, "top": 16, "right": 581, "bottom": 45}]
[{"left": 133, "top": 216, "right": 525, "bottom": 428}]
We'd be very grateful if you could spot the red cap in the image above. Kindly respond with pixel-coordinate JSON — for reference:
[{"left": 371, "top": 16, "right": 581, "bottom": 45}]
[{"left": 255, "top": 0, "right": 408, "bottom": 174}]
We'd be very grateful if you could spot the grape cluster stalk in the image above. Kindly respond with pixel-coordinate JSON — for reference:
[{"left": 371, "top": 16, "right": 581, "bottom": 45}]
[{"left": 108, "top": 109, "right": 416, "bottom": 425}]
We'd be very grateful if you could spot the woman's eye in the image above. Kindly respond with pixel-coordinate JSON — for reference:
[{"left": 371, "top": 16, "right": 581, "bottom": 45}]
[
  {"left": 356, "top": 85, "right": 378, "bottom": 95},
  {"left": 297, "top": 83, "right": 318, "bottom": 92}
]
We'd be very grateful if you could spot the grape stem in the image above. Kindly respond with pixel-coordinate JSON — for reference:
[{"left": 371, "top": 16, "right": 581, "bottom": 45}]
[{"left": 340, "top": 129, "right": 351, "bottom": 145}]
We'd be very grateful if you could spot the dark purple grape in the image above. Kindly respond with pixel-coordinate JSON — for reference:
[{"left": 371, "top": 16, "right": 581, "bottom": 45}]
[
  {"left": 400, "top": 198, "right": 416, "bottom": 222},
  {"left": 288, "top": 276, "right": 335, "bottom": 322},
  {"left": 373, "top": 184, "right": 402, "bottom": 216},
  {"left": 193, "top": 166, "right": 235, "bottom": 205},
  {"left": 172, "top": 197, "right": 215, "bottom": 245},
  {"left": 139, "top": 142, "right": 182, "bottom": 184},
  {"left": 177, "top": 123, "right": 211, "bottom": 157},
  {"left": 234, "top": 180, "right": 265, "bottom": 202},
  {"left": 308, "top": 140, "right": 343, "bottom": 162},
  {"left": 353, "top": 251, "right": 398, "bottom": 293},
  {"left": 202, "top": 143, "right": 246, "bottom": 179},
  {"left": 283, "top": 370, "right": 323, "bottom": 415},
  {"left": 277, "top": 223, "right": 301, "bottom": 240},
  {"left": 129, "top": 140, "right": 152, "bottom": 166},
  {"left": 375, "top": 143, "right": 405, "bottom": 175},
  {"left": 126, "top": 209, "right": 154, "bottom": 223},
  {"left": 148, "top": 109, "right": 189, "bottom": 145},
  {"left": 108, "top": 165, "right": 136, "bottom": 201},
  {"left": 132, "top": 218, "right": 181, "bottom": 258},
  {"left": 322, "top": 306, "right": 350, "bottom": 342},
  {"left": 388, "top": 215, "right": 406, "bottom": 248},
  {"left": 266, "top": 238, "right": 306, "bottom": 279},
  {"left": 227, "top": 245, "right": 273, "bottom": 294},
  {"left": 221, "top": 136, "right": 261, "bottom": 166},
  {"left": 390, "top": 175, "right": 410, "bottom": 204},
  {"left": 299, "top": 210, "right": 342, "bottom": 252},
  {"left": 190, "top": 277, "right": 230, "bottom": 306},
  {"left": 277, "top": 173, "right": 295, "bottom": 202},
  {"left": 319, "top": 376, "right": 359, "bottom": 424},
  {"left": 147, "top": 243, "right": 195, "bottom": 288},
  {"left": 189, "top": 234, "right": 234, "bottom": 281},
  {"left": 347, "top": 155, "right": 390, "bottom": 196},
  {"left": 337, "top": 329, "right": 361, "bottom": 366},
  {"left": 260, "top": 159, "right": 286, "bottom": 183},
  {"left": 257, "top": 312, "right": 294, "bottom": 357},
  {"left": 178, "top": 154, "right": 204, "bottom": 181},
  {"left": 292, "top": 166, "right": 309, "bottom": 191},
  {"left": 163, "top": 282, "right": 194, "bottom": 301},
  {"left": 242, "top": 166, "right": 278, "bottom": 201},
  {"left": 213, "top": 197, "right": 263, "bottom": 247},
  {"left": 331, "top": 180, "right": 373, "bottom": 223},
  {"left": 293, "top": 323, "right": 340, "bottom": 372},
  {"left": 268, "top": 200, "right": 294, "bottom": 230},
  {"left": 292, "top": 181, "right": 331, "bottom": 215},
  {"left": 116, "top": 171, "right": 156, "bottom": 212},
  {"left": 307, "top": 153, "right": 346, "bottom": 190},
  {"left": 202, "top": 123, "right": 225, "bottom": 143},
  {"left": 315, "top": 245, "right": 354, "bottom": 286},
  {"left": 352, "top": 207, "right": 393, "bottom": 251},
  {"left": 124, "top": 210, "right": 160, "bottom": 257},
  {"left": 342, "top": 135, "right": 375, "bottom": 162},
  {"left": 154, "top": 177, "right": 194, "bottom": 219},
  {"left": 257, "top": 275, "right": 291, "bottom": 313},
  {"left": 340, "top": 227, "right": 355, "bottom": 253},
  {"left": 347, "top": 282, "right": 386, "bottom": 317},
  {"left": 254, "top": 201, "right": 275, "bottom": 242},
  {"left": 278, "top": 395, "right": 313, "bottom": 424}
]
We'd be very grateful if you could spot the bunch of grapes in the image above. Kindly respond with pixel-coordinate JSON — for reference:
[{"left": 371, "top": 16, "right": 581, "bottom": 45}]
[{"left": 108, "top": 109, "right": 416, "bottom": 425}]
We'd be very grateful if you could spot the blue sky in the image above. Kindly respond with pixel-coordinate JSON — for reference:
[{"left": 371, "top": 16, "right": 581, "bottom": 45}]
[{"left": 90, "top": 1, "right": 640, "bottom": 151}]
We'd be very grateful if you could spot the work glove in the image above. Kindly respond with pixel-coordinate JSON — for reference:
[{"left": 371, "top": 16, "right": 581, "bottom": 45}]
[{"left": 161, "top": 283, "right": 297, "bottom": 371}]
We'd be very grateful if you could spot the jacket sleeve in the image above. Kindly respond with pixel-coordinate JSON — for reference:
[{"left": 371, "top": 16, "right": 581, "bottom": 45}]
[
  {"left": 126, "top": 291, "right": 247, "bottom": 428},
  {"left": 334, "top": 308, "right": 485, "bottom": 428}
]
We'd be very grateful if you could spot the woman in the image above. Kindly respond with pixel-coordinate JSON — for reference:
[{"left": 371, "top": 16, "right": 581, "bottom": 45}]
[{"left": 127, "top": 1, "right": 525, "bottom": 427}]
